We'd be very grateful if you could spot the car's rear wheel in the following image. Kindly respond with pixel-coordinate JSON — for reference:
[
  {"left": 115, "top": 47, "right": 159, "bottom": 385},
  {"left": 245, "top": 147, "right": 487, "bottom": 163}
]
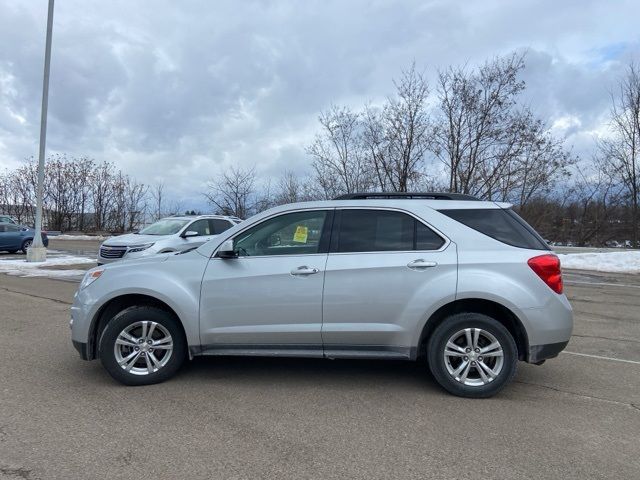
[
  {"left": 99, "top": 306, "right": 187, "bottom": 386},
  {"left": 21, "top": 239, "right": 32, "bottom": 253},
  {"left": 427, "top": 313, "right": 517, "bottom": 398}
]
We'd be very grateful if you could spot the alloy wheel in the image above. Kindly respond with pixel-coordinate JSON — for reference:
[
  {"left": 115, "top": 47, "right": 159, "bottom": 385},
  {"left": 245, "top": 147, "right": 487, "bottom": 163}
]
[
  {"left": 113, "top": 321, "right": 173, "bottom": 376},
  {"left": 443, "top": 328, "right": 504, "bottom": 386}
]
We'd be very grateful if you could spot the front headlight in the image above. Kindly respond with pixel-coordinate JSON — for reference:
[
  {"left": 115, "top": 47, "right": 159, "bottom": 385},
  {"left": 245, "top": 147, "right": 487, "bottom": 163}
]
[
  {"left": 127, "top": 242, "right": 155, "bottom": 253},
  {"left": 80, "top": 268, "right": 104, "bottom": 290}
]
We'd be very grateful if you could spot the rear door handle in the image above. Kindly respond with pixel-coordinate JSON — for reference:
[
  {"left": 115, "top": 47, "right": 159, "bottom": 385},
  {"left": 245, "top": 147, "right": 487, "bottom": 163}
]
[
  {"left": 291, "top": 266, "right": 320, "bottom": 276},
  {"left": 407, "top": 259, "right": 438, "bottom": 270}
]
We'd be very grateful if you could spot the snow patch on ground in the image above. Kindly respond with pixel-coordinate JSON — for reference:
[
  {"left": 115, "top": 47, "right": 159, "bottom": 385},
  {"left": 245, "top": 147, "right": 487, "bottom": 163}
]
[
  {"left": 0, "top": 255, "right": 96, "bottom": 278},
  {"left": 52, "top": 234, "right": 109, "bottom": 241},
  {"left": 558, "top": 251, "right": 640, "bottom": 274}
]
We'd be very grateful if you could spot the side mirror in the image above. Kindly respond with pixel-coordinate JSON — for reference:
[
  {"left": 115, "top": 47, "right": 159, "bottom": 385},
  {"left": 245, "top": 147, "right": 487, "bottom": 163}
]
[
  {"left": 182, "top": 230, "right": 199, "bottom": 238},
  {"left": 216, "top": 239, "right": 237, "bottom": 258}
]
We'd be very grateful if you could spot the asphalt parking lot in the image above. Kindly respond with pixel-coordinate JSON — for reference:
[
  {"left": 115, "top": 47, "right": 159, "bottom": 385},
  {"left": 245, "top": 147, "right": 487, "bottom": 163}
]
[{"left": 0, "top": 248, "right": 639, "bottom": 479}]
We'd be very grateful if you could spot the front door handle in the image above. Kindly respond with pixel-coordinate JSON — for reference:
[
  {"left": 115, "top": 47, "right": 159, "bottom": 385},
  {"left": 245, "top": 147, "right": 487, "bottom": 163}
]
[
  {"left": 407, "top": 259, "right": 438, "bottom": 270},
  {"left": 291, "top": 266, "right": 320, "bottom": 276}
]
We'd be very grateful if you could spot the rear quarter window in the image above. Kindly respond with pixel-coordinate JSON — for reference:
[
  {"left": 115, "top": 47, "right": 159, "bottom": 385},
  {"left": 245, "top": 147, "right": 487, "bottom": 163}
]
[{"left": 439, "top": 208, "right": 549, "bottom": 250}]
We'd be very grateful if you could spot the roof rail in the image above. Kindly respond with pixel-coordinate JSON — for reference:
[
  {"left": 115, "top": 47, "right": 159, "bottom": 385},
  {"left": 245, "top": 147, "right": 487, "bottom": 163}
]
[{"left": 334, "top": 192, "right": 480, "bottom": 201}]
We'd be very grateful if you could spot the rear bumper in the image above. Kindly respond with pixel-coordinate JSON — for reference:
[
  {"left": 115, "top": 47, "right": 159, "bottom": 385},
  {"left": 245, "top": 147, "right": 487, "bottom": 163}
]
[{"left": 527, "top": 340, "right": 569, "bottom": 364}]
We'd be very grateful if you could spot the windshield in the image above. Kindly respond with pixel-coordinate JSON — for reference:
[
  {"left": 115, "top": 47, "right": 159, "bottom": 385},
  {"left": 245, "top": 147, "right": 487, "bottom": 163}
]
[{"left": 139, "top": 219, "right": 189, "bottom": 235}]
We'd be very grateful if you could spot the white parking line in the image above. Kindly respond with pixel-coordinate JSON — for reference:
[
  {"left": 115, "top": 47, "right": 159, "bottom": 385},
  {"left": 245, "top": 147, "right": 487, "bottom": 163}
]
[
  {"left": 564, "top": 280, "right": 640, "bottom": 289},
  {"left": 562, "top": 351, "right": 640, "bottom": 365}
]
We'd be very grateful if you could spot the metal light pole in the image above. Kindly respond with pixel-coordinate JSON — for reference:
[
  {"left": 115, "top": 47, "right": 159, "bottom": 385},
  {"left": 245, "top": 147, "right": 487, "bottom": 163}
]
[{"left": 27, "top": 0, "right": 55, "bottom": 262}]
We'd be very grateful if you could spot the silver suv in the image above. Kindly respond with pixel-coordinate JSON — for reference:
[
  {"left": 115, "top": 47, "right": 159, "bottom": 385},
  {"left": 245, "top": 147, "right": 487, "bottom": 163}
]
[
  {"left": 97, "top": 215, "right": 239, "bottom": 264},
  {"left": 71, "top": 193, "right": 573, "bottom": 398}
]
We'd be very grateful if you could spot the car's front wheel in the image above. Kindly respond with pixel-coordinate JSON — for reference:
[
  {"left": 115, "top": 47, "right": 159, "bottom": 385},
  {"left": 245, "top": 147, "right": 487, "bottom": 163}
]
[
  {"left": 427, "top": 313, "right": 518, "bottom": 398},
  {"left": 99, "top": 306, "right": 187, "bottom": 386}
]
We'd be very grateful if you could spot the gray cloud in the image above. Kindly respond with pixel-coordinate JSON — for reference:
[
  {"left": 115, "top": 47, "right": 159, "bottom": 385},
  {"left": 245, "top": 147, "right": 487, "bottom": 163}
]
[{"left": 1, "top": 0, "right": 639, "bottom": 208}]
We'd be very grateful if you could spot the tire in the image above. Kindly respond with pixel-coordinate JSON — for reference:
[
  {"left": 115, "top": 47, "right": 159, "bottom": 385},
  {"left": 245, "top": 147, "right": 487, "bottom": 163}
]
[
  {"left": 99, "top": 306, "right": 187, "bottom": 386},
  {"left": 21, "top": 239, "right": 32, "bottom": 253},
  {"left": 427, "top": 313, "right": 517, "bottom": 398}
]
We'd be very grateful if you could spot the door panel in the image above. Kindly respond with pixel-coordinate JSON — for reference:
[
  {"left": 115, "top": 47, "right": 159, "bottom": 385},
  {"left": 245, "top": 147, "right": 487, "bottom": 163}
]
[
  {"left": 199, "top": 255, "right": 326, "bottom": 348},
  {"left": 0, "top": 225, "right": 21, "bottom": 250},
  {"left": 322, "top": 246, "right": 457, "bottom": 351},
  {"left": 199, "top": 209, "right": 332, "bottom": 352}
]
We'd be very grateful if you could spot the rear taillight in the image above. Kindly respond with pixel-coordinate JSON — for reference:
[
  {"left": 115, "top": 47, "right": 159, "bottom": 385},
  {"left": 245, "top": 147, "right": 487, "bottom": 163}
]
[{"left": 528, "top": 254, "right": 563, "bottom": 294}]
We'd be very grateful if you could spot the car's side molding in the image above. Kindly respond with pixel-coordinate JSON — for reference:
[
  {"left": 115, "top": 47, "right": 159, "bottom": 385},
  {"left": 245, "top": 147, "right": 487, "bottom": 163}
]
[{"left": 191, "top": 343, "right": 416, "bottom": 360}]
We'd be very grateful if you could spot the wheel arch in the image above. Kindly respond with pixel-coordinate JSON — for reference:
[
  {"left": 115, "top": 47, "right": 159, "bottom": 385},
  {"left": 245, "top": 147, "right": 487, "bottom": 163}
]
[
  {"left": 87, "top": 294, "right": 186, "bottom": 360},
  {"left": 417, "top": 298, "right": 529, "bottom": 361}
]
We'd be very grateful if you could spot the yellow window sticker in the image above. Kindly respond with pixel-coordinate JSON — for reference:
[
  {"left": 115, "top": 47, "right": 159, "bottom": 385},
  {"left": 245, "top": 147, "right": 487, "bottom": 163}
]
[{"left": 293, "top": 225, "right": 308, "bottom": 243}]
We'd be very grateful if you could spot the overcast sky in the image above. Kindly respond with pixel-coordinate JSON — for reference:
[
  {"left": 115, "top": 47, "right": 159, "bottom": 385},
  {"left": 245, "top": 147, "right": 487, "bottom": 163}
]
[{"left": 1, "top": 0, "right": 639, "bottom": 209}]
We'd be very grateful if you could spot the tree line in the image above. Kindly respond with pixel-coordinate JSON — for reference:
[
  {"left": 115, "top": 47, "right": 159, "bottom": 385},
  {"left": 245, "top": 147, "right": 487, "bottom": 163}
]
[
  {"left": 0, "top": 156, "right": 149, "bottom": 232},
  {"left": 1, "top": 52, "right": 638, "bottom": 246}
]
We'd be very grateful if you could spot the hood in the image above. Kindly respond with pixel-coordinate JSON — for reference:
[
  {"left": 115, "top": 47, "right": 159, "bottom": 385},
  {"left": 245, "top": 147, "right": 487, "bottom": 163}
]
[
  {"left": 102, "top": 251, "right": 171, "bottom": 271},
  {"left": 102, "top": 233, "right": 169, "bottom": 246}
]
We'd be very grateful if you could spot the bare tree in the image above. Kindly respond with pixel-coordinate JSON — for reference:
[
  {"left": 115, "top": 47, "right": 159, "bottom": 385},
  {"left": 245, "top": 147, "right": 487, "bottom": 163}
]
[
  {"left": 204, "top": 166, "right": 259, "bottom": 218},
  {"left": 306, "top": 105, "right": 373, "bottom": 198},
  {"left": 91, "top": 162, "right": 117, "bottom": 232},
  {"left": 363, "top": 63, "right": 432, "bottom": 191},
  {"left": 272, "top": 170, "right": 315, "bottom": 205},
  {"left": 71, "top": 157, "right": 95, "bottom": 231},
  {"left": 432, "top": 53, "right": 526, "bottom": 195},
  {"left": 494, "top": 113, "right": 575, "bottom": 205},
  {"left": 598, "top": 62, "right": 640, "bottom": 246},
  {"left": 432, "top": 53, "right": 572, "bottom": 201},
  {"left": 124, "top": 178, "right": 148, "bottom": 231},
  {"left": 150, "top": 182, "right": 165, "bottom": 221}
]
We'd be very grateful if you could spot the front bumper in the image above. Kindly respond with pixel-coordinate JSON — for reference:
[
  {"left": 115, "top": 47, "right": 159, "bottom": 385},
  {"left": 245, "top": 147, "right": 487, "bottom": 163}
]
[
  {"left": 71, "top": 289, "right": 98, "bottom": 360},
  {"left": 527, "top": 340, "right": 569, "bottom": 364}
]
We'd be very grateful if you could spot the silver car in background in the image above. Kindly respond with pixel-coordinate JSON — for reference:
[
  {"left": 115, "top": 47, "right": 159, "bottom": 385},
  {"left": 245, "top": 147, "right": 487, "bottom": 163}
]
[
  {"left": 97, "top": 215, "right": 239, "bottom": 264},
  {"left": 73, "top": 193, "right": 572, "bottom": 398}
]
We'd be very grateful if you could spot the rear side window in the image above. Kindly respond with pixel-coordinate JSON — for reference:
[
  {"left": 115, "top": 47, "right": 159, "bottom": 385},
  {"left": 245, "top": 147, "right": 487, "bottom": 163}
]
[
  {"left": 210, "top": 219, "right": 233, "bottom": 234},
  {"left": 439, "top": 208, "right": 549, "bottom": 250},
  {"left": 416, "top": 222, "right": 445, "bottom": 250},
  {"left": 336, "top": 210, "right": 445, "bottom": 253}
]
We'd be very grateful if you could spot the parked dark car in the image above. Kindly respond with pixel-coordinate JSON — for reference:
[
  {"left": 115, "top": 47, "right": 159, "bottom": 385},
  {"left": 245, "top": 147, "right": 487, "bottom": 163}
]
[{"left": 0, "top": 223, "right": 49, "bottom": 253}]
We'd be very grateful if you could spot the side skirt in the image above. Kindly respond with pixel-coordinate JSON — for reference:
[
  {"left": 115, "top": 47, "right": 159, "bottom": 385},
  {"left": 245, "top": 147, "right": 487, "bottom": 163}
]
[{"left": 191, "top": 344, "right": 415, "bottom": 360}]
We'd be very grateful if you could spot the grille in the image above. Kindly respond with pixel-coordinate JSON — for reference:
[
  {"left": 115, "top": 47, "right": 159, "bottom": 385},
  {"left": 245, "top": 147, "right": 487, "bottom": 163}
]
[{"left": 99, "top": 246, "right": 127, "bottom": 259}]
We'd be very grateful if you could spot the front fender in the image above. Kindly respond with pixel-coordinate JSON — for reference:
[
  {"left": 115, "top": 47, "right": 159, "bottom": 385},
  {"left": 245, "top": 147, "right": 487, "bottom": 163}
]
[{"left": 77, "top": 252, "right": 207, "bottom": 347}]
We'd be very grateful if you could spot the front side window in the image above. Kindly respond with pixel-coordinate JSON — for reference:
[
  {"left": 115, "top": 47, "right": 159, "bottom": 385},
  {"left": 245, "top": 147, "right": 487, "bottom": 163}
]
[
  {"left": 336, "top": 209, "right": 444, "bottom": 253},
  {"left": 234, "top": 210, "right": 328, "bottom": 256},
  {"left": 188, "top": 219, "right": 211, "bottom": 236}
]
